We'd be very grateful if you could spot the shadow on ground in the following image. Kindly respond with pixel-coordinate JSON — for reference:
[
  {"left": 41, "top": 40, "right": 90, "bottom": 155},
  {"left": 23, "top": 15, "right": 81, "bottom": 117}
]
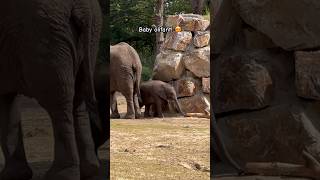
[{"left": 0, "top": 159, "right": 109, "bottom": 180}]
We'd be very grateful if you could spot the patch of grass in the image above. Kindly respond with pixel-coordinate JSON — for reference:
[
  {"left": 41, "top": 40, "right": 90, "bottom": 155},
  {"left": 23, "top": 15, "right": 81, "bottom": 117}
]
[
  {"left": 110, "top": 118, "right": 210, "bottom": 180},
  {"left": 111, "top": 120, "right": 208, "bottom": 133},
  {"left": 111, "top": 154, "right": 207, "bottom": 180}
]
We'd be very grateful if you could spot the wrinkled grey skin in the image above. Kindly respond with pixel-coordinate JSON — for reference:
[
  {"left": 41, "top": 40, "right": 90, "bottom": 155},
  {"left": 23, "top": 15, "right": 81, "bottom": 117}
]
[
  {"left": 110, "top": 42, "right": 142, "bottom": 119},
  {"left": 0, "top": 0, "right": 105, "bottom": 180},
  {"left": 140, "top": 80, "right": 184, "bottom": 118},
  {"left": 91, "top": 62, "right": 110, "bottom": 153}
]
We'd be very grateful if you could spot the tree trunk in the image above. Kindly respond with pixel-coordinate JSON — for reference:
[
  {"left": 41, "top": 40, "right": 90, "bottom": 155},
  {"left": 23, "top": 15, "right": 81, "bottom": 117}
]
[
  {"left": 190, "top": 0, "right": 205, "bottom": 14},
  {"left": 98, "top": 0, "right": 106, "bottom": 15},
  {"left": 155, "top": 0, "right": 164, "bottom": 55}
]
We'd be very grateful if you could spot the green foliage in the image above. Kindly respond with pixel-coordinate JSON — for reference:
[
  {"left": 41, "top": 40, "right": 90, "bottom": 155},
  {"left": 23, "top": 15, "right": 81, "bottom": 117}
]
[
  {"left": 164, "top": 0, "right": 193, "bottom": 15},
  {"left": 108, "top": 0, "right": 194, "bottom": 80},
  {"left": 110, "top": 0, "right": 155, "bottom": 46},
  {"left": 203, "top": 5, "right": 210, "bottom": 20},
  {"left": 110, "top": 0, "right": 157, "bottom": 79},
  {"left": 142, "top": 65, "right": 153, "bottom": 81}
]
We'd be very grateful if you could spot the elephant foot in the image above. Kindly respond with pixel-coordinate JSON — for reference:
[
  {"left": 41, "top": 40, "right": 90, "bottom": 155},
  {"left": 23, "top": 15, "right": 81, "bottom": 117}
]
[
  {"left": 44, "top": 164, "right": 80, "bottom": 180},
  {"left": 110, "top": 113, "right": 120, "bottom": 119},
  {"left": 156, "top": 114, "right": 164, "bottom": 118},
  {"left": 154, "top": 112, "right": 164, "bottom": 118},
  {"left": 124, "top": 114, "right": 135, "bottom": 119},
  {"left": 0, "top": 163, "right": 33, "bottom": 180},
  {"left": 80, "top": 160, "right": 101, "bottom": 180},
  {"left": 135, "top": 113, "right": 142, "bottom": 119},
  {"left": 82, "top": 176, "right": 104, "bottom": 180}
]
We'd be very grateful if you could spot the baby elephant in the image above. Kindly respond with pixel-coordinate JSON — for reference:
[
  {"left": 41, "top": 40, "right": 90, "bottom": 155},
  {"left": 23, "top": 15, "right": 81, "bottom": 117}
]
[{"left": 140, "top": 80, "right": 184, "bottom": 118}]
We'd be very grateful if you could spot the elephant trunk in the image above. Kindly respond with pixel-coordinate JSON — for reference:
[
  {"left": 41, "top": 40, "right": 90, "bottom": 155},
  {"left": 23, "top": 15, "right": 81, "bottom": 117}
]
[{"left": 174, "top": 98, "right": 185, "bottom": 116}]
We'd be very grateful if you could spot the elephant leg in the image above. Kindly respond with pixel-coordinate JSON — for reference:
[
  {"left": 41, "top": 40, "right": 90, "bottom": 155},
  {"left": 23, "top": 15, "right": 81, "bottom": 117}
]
[
  {"left": 154, "top": 99, "right": 164, "bottom": 118},
  {"left": 110, "top": 92, "right": 120, "bottom": 119},
  {"left": 174, "top": 99, "right": 185, "bottom": 116},
  {"left": 0, "top": 94, "right": 32, "bottom": 180},
  {"left": 73, "top": 99, "right": 101, "bottom": 180},
  {"left": 151, "top": 104, "right": 157, "bottom": 117},
  {"left": 123, "top": 92, "right": 135, "bottom": 119},
  {"left": 133, "top": 94, "right": 141, "bottom": 119},
  {"left": 144, "top": 104, "right": 151, "bottom": 118},
  {"left": 40, "top": 98, "right": 80, "bottom": 180},
  {"left": 91, "top": 92, "right": 109, "bottom": 152}
]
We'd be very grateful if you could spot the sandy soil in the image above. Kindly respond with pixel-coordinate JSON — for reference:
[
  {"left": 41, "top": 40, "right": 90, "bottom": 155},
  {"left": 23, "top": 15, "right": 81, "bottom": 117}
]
[
  {"left": 110, "top": 95, "right": 210, "bottom": 180},
  {"left": 0, "top": 96, "right": 108, "bottom": 180}
]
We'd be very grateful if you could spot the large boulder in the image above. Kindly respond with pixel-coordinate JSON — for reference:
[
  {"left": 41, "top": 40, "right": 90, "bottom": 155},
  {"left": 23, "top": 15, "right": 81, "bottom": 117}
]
[
  {"left": 212, "top": 0, "right": 242, "bottom": 54},
  {"left": 152, "top": 50, "right": 184, "bottom": 81},
  {"left": 193, "top": 31, "right": 210, "bottom": 48},
  {"left": 212, "top": 0, "right": 320, "bottom": 177},
  {"left": 214, "top": 51, "right": 273, "bottom": 113},
  {"left": 166, "top": 14, "right": 210, "bottom": 32},
  {"left": 171, "top": 77, "right": 199, "bottom": 98},
  {"left": 202, "top": 77, "right": 210, "bottom": 94},
  {"left": 183, "top": 46, "right": 210, "bottom": 78},
  {"left": 242, "top": 27, "right": 276, "bottom": 49},
  {"left": 295, "top": 51, "right": 320, "bottom": 100},
  {"left": 163, "top": 31, "right": 192, "bottom": 51},
  {"left": 233, "top": 0, "right": 320, "bottom": 51},
  {"left": 183, "top": 70, "right": 198, "bottom": 79},
  {"left": 178, "top": 93, "right": 210, "bottom": 114},
  {"left": 217, "top": 103, "right": 320, "bottom": 165}
]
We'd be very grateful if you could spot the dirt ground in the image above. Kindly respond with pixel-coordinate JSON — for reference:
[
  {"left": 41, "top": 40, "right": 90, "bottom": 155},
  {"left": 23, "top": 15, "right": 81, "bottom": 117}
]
[
  {"left": 110, "top": 95, "right": 210, "bottom": 180},
  {"left": 0, "top": 96, "right": 306, "bottom": 180},
  {"left": 0, "top": 96, "right": 109, "bottom": 180}
]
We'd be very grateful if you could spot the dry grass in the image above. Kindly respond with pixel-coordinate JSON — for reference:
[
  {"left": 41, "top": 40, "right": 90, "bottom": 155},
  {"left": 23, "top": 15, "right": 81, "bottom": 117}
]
[{"left": 110, "top": 95, "right": 210, "bottom": 180}]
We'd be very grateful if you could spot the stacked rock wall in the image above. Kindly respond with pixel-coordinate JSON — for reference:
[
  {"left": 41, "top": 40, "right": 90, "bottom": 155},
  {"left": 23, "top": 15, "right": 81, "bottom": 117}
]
[
  {"left": 152, "top": 14, "right": 210, "bottom": 114},
  {"left": 213, "top": 0, "right": 320, "bottom": 167}
]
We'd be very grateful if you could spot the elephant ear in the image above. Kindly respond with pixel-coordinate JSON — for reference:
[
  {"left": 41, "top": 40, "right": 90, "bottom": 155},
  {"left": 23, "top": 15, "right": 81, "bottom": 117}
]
[{"left": 157, "top": 84, "right": 168, "bottom": 100}]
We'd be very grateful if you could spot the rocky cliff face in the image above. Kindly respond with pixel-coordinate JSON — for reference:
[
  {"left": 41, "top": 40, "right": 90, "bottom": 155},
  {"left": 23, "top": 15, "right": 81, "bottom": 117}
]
[
  {"left": 213, "top": 0, "right": 320, "bottom": 169},
  {"left": 152, "top": 14, "right": 210, "bottom": 114}
]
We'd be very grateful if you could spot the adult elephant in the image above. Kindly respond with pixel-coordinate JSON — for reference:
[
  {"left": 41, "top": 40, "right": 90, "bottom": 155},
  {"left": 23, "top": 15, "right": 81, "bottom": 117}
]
[
  {"left": 110, "top": 42, "right": 142, "bottom": 119},
  {"left": 0, "top": 1, "right": 107, "bottom": 180},
  {"left": 139, "top": 80, "right": 184, "bottom": 118}
]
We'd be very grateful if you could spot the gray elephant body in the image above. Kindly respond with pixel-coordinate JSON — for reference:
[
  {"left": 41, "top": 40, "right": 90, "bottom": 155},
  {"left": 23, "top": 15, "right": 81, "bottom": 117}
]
[
  {"left": 110, "top": 42, "right": 142, "bottom": 119},
  {"left": 140, "top": 80, "right": 184, "bottom": 118},
  {"left": 0, "top": 1, "right": 105, "bottom": 180}
]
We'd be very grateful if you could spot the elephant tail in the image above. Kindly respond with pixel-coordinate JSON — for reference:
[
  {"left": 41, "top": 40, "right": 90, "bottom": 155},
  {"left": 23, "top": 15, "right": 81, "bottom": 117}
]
[
  {"left": 127, "top": 44, "right": 142, "bottom": 103},
  {"left": 133, "top": 64, "right": 142, "bottom": 103},
  {"left": 72, "top": 1, "right": 107, "bottom": 149}
]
